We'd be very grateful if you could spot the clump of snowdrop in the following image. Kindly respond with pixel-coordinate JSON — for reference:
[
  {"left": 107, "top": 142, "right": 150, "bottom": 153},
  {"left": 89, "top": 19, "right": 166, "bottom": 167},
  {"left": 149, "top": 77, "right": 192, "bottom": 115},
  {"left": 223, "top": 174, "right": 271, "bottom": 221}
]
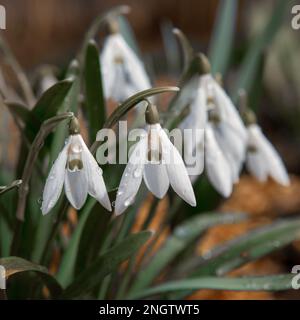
[
  {"left": 41, "top": 117, "right": 111, "bottom": 214},
  {"left": 100, "top": 19, "right": 151, "bottom": 102},
  {"left": 239, "top": 92, "right": 290, "bottom": 186},
  {"left": 114, "top": 101, "right": 196, "bottom": 216},
  {"left": 179, "top": 54, "right": 247, "bottom": 197}
]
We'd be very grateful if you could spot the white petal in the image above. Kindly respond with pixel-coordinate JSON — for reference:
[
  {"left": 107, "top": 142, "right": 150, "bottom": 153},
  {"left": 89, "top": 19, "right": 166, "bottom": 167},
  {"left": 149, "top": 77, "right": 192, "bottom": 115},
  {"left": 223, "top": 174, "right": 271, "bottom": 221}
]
[
  {"left": 79, "top": 135, "right": 112, "bottom": 211},
  {"left": 64, "top": 169, "right": 88, "bottom": 210},
  {"left": 212, "top": 77, "right": 247, "bottom": 142},
  {"left": 143, "top": 163, "right": 169, "bottom": 198},
  {"left": 114, "top": 136, "right": 148, "bottom": 216},
  {"left": 248, "top": 124, "right": 290, "bottom": 186},
  {"left": 41, "top": 141, "right": 69, "bottom": 215},
  {"left": 159, "top": 127, "right": 196, "bottom": 206},
  {"left": 205, "top": 125, "right": 233, "bottom": 197},
  {"left": 100, "top": 34, "right": 150, "bottom": 101},
  {"left": 213, "top": 122, "right": 246, "bottom": 183}
]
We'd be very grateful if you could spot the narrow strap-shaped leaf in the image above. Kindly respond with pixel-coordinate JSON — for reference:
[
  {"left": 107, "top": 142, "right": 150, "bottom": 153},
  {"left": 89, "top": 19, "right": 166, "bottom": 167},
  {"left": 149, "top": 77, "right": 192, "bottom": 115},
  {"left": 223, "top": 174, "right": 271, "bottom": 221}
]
[
  {"left": 0, "top": 257, "right": 62, "bottom": 298},
  {"left": 55, "top": 198, "right": 96, "bottom": 286},
  {"left": 60, "top": 231, "right": 152, "bottom": 298},
  {"left": 84, "top": 40, "right": 106, "bottom": 141},
  {"left": 4, "top": 101, "right": 31, "bottom": 125},
  {"left": 118, "top": 14, "right": 141, "bottom": 56},
  {"left": 208, "top": 0, "right": 238, "bottom": 74},
  {"left": 232, "top": 0, "right": 288, "bottom": 99},
  {"left": 128, "top": 274, "right": 294, "bottom": 299},
  {"left": 173, "top": 28, "right": 194, "bottom": 73},
  {"left": 188, "top": 218, "right": 300, "bottom": 277},
  {"left": 129, "top": 212, "right": 247, "bottom": 294}
]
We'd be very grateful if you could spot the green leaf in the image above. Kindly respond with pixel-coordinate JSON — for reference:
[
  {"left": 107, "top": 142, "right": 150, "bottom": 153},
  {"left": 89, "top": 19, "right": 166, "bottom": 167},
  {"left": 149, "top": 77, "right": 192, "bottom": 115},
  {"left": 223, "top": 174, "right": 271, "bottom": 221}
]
[
  {"left": 56, "top": 197, "right": 97, "bottom": 287},
  {"left": 118, "top": 14, "right": 140, "bottom": 56},
  {"left": 0, "top": 257, "right": 62, "bottom": 297},
  {"left": 129, "top": 274, "right": 294, "bottom": 299},
  {"left": 189, "top": 218, "right": 300, "bottom": 277},
  {"left": 4, "top": 101, "right": 31, "bottom": 125},
  {"left": 129, "top": 212, "right": 247, "bottom": 294},
  {"left": 49, "top": 60, "right": 80, "bottom": 165},
  {"left": 60, "top": 230, "right": 152, "bottom": 298},
  {"left": 208, "top": 0, "right": 237, "bottom": 74},
  {"left": 74, "top": 202, "right": 111, "bottom": 275},
  {"left": 232, "top": 0, "right": 288, "bottom": 99},
  {"left": 84, "top": 40, "right": 106, "bottom": 140},
  {"left": 173, "top": 28, "right": 194, "bottom": 73}
]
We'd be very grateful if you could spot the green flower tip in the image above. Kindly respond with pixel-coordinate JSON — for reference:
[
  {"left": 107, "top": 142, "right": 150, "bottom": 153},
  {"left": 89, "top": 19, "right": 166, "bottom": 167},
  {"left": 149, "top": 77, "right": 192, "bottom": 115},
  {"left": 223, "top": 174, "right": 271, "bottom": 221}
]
[
  {"left": 145, "top": 101, "right": 160, "bottom": 125},
  {"left": 69, "top": 116, "right": 81, "bottom": 135},
  {"left": 238, "top": 89, "right": 257, "bottom": 126},
  {"left": 197, "top": 53, "right": 211, "bottom": 75}
]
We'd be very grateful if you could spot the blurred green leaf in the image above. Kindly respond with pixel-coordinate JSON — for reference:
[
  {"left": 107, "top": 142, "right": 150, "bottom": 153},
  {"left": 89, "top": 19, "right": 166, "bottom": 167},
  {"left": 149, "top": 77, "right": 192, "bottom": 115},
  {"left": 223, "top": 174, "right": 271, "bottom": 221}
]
[
  {"left": 61, "top": 230, "right": 152, "bottom": 298},
  {"left": 84, "top": 40, "right": 106, "bottom": 140},
  {"left": 75, "top": 202, "right": 111, "bottom": 275},
  {"left": 49, "top": 60, "right": 80, "bottom": 165},
  {"left": 129, "top": 274, "right": 294, "bottom": 299},
  {"left": 188, "top": 218, "right": 300, "bottom": 277},
  {"left": 4, "top": 101, "right": 31, "bottom": 125},
  {"left": 208, "top": 0, "right": 237, "bottom": 74},
  {"left": 232, "top": 0, "right": 288, "bottom": 99},
  {"left": 129, "top": 212, "right": 247, "bottom": 294},
  {"left": 118, "top": 14, "right": 140, "bottom": 56},
  {"left": 0, "top": 257, "right": 62, "bottom": 298},
  {"left": 172, "top": 28, "right": 194, "bottom": 74},
  {"left": 56, "top": 198, "right": 97, "bottom": 287}
]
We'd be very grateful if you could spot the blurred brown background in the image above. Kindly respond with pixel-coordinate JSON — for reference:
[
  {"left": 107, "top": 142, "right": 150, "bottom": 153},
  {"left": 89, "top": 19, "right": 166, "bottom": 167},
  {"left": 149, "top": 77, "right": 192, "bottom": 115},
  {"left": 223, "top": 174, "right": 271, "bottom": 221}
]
[{"left": 1, "top": 0, "right": 240, "bottom": 69}]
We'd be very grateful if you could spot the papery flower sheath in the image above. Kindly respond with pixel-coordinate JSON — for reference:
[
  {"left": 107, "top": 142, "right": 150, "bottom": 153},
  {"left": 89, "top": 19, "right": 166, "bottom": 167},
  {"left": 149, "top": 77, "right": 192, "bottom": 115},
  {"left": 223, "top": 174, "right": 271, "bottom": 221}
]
[
  {"left": 115, "top": 103, "right": 196, "bottom": 216},
  {"left": 41, "top": 118, "right": 111, "bottom": 214},
  {"left": 100, "top": 30, "right": 151, "bottom": 102},
  {"left": 246, "top": 123, "right": 290, "bottom": 186}
]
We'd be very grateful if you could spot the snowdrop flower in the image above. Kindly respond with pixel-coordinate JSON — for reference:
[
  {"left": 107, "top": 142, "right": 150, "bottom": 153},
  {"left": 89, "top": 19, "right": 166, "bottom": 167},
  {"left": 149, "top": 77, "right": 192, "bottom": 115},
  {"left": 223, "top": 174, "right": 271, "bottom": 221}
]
[
  {"left": 41, "top": 117, "right": 111, "bottom": 214},
  {"left": 100, "top": 21, "right": 151, "bottom": 102},
  {"left": 115, "top": 102, "right": 196, "bottom": 216},
  {"left": 179, "top": 54, "right": 246, "bottom": 196},
  {"left": 244, "top": 113, "right": 290, "bottom": 186}
]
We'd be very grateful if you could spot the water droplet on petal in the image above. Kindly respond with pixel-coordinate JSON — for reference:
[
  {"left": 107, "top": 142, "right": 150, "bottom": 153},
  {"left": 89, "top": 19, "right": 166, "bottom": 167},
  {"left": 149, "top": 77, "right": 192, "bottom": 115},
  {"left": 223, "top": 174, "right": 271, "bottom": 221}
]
[
  {"left": 124, "top": 196, "right": 134, "bottom": 207},
  {"left": 133, "top": 167, "right": 143, "bottom": 178},
  {"left": 112, "top": 201, "right": 116, "bottom": 207}
]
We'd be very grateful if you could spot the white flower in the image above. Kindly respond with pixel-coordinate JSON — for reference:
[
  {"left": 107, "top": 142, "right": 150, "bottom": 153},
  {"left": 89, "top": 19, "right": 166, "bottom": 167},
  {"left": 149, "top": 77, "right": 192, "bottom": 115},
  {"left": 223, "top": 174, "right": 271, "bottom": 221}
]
[
  {"left": 179, "top": 64, "right": 247, "bottom": 195},
  {"left": 100, "top": 33, "right": 151, "bottom": 102},
  {"left": 42, "top": 131, "right": 111, "bottom": 214},
  {"left": 205, "top": 124, "right": 233, "bottom": 197},
  {"left": 246, "top": 124, "right": 290, "bottom": 186},
  {"left": 115, "top": 121, "right": 196, "bottom": 216}
]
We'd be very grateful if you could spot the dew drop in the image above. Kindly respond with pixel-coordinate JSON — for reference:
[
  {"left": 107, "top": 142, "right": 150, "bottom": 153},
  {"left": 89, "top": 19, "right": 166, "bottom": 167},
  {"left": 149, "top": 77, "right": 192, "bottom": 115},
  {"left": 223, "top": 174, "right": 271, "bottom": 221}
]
[
  {"left": 133, "top": 167, "right": 143, "bottom": 178},
  {"left": 124, "top": 196, "right": 134, "bottom": 207},
  {"left": 37, "top": 197, "right": 43, "bottom": 204},
  {"left": 112, "top": 201, "right": 116, "bottom": 208}
]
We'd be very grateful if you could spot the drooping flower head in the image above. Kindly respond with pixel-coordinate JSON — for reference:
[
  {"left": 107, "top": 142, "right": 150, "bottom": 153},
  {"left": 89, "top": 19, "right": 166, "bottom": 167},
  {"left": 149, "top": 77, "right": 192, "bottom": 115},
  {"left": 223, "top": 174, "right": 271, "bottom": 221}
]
[
  {"left": 100, "top": 19, "right": 151, "bottom": 102},
  {"left": 114, "top": 101, "right": 196, "bottom": 216},
  {"left": 239, "top": 91, "right": 290, "bottom": 186},
  {"left": 179, "top": 54, "right": 247, "bottom": 196},
  {"left": 41, "top": 117, "right": 111, "bottom": 214}
]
